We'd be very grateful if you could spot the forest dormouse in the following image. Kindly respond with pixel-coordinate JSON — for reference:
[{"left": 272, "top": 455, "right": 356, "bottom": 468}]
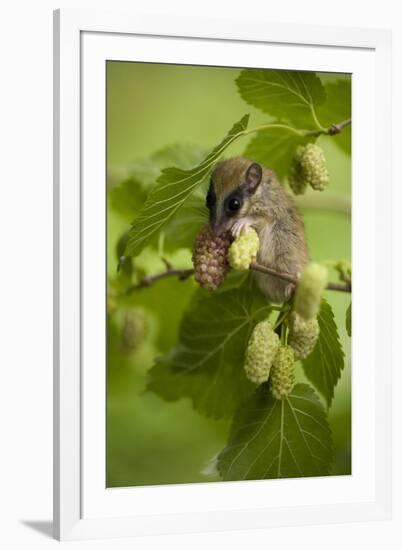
[{"left": 206, "top": 157, "right": 309, "bottom": 303}]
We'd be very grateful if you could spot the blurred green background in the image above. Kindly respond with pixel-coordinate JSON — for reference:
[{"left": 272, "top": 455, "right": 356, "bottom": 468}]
[{"left": 106, "top": 62, "right": 351, "bottom": 487}]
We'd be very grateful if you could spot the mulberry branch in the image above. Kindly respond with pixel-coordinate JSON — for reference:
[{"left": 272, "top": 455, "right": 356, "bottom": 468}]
[{"left": 126, "top": 261, "right": 351, "bottom": 294}]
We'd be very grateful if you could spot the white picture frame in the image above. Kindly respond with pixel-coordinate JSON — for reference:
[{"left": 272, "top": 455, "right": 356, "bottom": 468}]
[{"left": 53, "top": 8, "right": 392, "bottom": 541}]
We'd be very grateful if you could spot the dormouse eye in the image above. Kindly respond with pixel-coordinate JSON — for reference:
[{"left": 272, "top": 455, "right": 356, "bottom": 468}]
[{"left": 228, "top": 197, "right": 241, "bottom": 212}]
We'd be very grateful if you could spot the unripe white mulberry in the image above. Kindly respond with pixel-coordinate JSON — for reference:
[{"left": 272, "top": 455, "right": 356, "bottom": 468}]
[
  {"left": 244, "top": 320, "right": 280, "bottom": 385},
  {"left": 288, "top": 146, "right": 308, "bottom": 195},
  {"left": 192, "top": 225, "right": 232, "bottom": 291},
  {"left": 288, "top": 311, "right": 319, "bottom": 360},
  {"left": 288, "top": 143, "right": 329, "bottom": 194},
  {"left": 334, "top": 259, "right": 352, "bottom": 285},
  {"left": 300, "top": 143, "right": 329, "bottom": 191},
  {"left": 270, "top": 346, "right": 295, "bottom": 399},
  {"left": 294, "top": 263, "right": 328, "bottom": 321},
  {"left": 120, "top": 308, "right": 148, "bottom": 353},
  {"left": 228, "top": 227, "right": 260, "bottom": 271}
]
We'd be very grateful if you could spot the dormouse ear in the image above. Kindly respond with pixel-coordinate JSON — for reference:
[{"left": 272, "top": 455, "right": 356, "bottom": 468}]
[{"left": 245, "top": 162, "right": 262, "bottom": 195}]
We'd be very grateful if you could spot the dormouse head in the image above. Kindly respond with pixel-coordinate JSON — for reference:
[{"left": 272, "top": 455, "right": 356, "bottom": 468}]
[{"left": 206, "top": 157, "right": 263, "bottom": 234}]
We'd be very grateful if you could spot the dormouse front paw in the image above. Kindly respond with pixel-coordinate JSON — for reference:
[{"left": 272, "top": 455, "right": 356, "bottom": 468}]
[{"left": 231, "top": 219, "right": 252, "bottom": 239}]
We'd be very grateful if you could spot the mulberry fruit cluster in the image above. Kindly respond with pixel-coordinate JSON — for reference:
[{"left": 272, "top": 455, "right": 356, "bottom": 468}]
[
  {"left": 228, "top": 227, "right": 260, "bottom": 271},
  {"left": 334, "top": 259, "right": 352, "bottom": 285},
  {"left": 270, "top": 345, "right": 296, "bottom": 400},
  {"left": 300, "top": 143, "right": 330, "bottom": 191},
  {"left": 192, "top": 225, "right": 232, "bottom": 291},
  {"left": 294, "top": 262, "right": 328, "bottom": 321},
  {"left": 288, "top": 146, "right": 308, "bottom": 195},
  {"left": 120, "top": 308, "right": 148, "bottom": 353},
  {"left": 288, "top": 311, "right": 319, "bottom": 360},
  {"left": 244, "top": 320, "right": 280, "bottom": 385},
  {"left": 288, "top": 143, "right": 329, "bottom": 194}
]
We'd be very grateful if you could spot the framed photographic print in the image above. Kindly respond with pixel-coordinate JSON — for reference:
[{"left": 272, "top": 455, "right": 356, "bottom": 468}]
[{"left": 53, "top": 9, "right": 392, "bottom": 541}]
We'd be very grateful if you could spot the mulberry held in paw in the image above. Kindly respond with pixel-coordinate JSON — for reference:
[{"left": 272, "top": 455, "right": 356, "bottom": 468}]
[
  {"left": 288, "top": 311, "right": 320, "bottom": 360},
  {"left": 228, "top": 227, "right": 260, "bottom": 271},
  {"left": 270, "top": 346, "right": 295, "bottom": 399},
  {"left": 244, "top": 320, "right": 280, "bottom": 385},
  {"left": 294, "top": 262, "right": 328, "bottom": 321},
  {"left": 192, "top": 225, "right": 232, "bottom": 291},
  {"left": 300, "top": 143, "right": 330, "bottom": 191}
]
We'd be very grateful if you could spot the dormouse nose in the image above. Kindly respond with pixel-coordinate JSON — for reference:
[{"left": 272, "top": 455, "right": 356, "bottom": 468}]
[
  {"left": 211, "top": 218, "right": 230, "bottom": 237},
  {"left": 209, "top": 211, "right": 219, "bottom": 235},
  {"left": 210, "top": 219, "right": 220, "bottom": 235}
]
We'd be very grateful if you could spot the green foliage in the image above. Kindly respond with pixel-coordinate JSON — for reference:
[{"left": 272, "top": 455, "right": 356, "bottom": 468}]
[
  {"left": 236, "top": 69, "right": 326, "bottom": 126},
  {"left": 317, "top": 79, "right": 351, "bottom": 154},
  {"left": 125, "top": 115, "right": 249, "bottom": 258},
  {"left": 107, "top": 311, "right": 226, "bottom": 487},
  {"left": 107, "top": 64, "right": 351, "bottom": 485},
  {"left": 109, "top": 178, "right": 147, "bottom": 222},
  {"left": 245, "top": 127, "right": 314, "bottom": 179},
  {"left": 151, "top": 143, "right": 208, "bottom": 170},
  {"left": 302, "top": 299, "right": 345, "bottom": 407},
  {"left": 127, "top": 276, "right": 196, "bottom": 353},
  {"left": 109, "top": 144, "right": 209, "bottom": 252},
  {"left": 147, "top": 277, "right": 271, "bottom": 419},
  {"left": 346, "top": 302, "right": 352, "bottom": 337},
  {"left": 218, "top": 383, "right": 332, "bottom": 480},
  {"left": 161, "top": 190, "right": 207, "bottom": 251},
  {"left": 126, "top": 143, "right": 208, "bottom": 190},
  {"left": 238, "top": 71, "right": 351, "bottom": 181}
]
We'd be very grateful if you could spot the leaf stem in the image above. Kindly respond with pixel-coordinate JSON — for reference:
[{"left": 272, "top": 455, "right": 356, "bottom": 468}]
[
  {"left": 273, "top": 310, "right": 290, "bottom": 331},
  {"left": 242, "top": 123, "right": 305, "bottom": 138},
  {"left": 280, "top": 322, "right": 287, "bottom": 345},
  {"left": 310, "top": 104, "right": 326, "bottom": 132},
  {"left": 242, "top": 117, "right": 352, "bottom": 140}
]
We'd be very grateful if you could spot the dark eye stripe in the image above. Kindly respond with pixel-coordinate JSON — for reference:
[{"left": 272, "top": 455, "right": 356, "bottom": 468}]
[{"left": 206, "top": 182, "right": 216, "bottom": 210}]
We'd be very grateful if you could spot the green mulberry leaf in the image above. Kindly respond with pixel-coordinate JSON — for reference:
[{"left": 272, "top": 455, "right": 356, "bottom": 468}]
[
  {"left": 151, "top": 143, "right": 207, "bottom": 171},
  {"left": 147, "top": 277, "right": 271, "bottom": 419},
  {"left": 111, "top": 143, "right": 208, "bottom": 192},
  {"left": 302, "top": 299, "right": 345, "bottom": 408},
  {"left": 125, "top": 115, "right": 249, "bottom": 258},
  {"left": 244, "top": 126, "right": 314, "bottom": 180},
  {"left": 161, "top": 190, "right": 208, "bottom": 251},
  {"left": 110, "top": 144, "right": 209, "bottom": 249},
  {"left": 236, "top": 69, "right": 326, "bottom": 127},
  {"left": 218, "top": 383, "right": 332, "bottom": 480},
  {"left": 108, "top": 177, "right": 147, "bottom": 222},
  {"left": 317, "top": 78, "right": 351, "bottom": 155}
]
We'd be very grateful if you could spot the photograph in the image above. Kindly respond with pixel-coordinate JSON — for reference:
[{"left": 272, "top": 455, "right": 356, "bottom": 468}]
[
  {"left": 0, "top": 1, "right": 396, "bottom": 545},
  {"left": 106, "top": 61, "right": 352, "bottom": 488}
]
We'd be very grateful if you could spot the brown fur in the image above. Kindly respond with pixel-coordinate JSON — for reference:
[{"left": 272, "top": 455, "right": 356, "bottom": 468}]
[
  {"left": 210, "top": 157, "right": 309, "bottom": 303},
  {"left": 212, "top": 157, "right": 251, "bottom": 196}
]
